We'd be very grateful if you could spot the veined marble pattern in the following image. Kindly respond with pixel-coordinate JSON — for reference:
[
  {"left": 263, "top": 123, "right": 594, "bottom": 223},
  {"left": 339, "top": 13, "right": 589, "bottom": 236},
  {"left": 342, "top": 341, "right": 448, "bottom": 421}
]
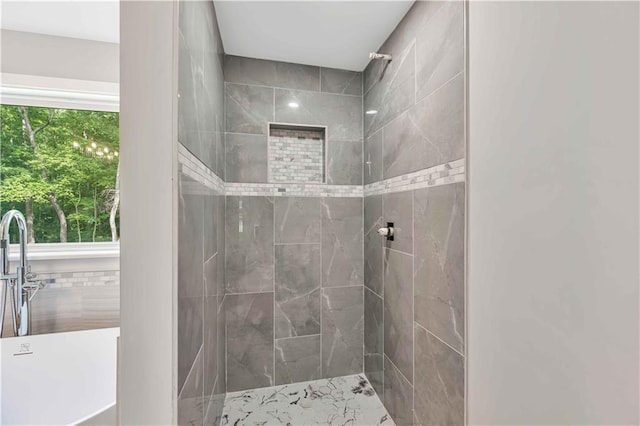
[{"left": 221, "top": 374, "right": 394, "bottom": 426}]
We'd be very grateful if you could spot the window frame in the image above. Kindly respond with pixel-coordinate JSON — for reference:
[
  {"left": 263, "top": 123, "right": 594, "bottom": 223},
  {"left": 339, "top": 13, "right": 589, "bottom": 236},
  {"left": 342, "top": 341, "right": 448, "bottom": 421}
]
[
  {"left": 1, "top": 72, "right": 120, "bottom": 264},
  {"left": 0, "top": 73, "right": 118, "bottom": 112}
]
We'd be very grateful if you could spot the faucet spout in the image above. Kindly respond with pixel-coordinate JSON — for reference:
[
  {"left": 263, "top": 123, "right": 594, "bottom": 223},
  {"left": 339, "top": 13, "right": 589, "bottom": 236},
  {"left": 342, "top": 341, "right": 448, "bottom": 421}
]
[{"left": 0, "top": 209, "right": 31, "bottom": 337}]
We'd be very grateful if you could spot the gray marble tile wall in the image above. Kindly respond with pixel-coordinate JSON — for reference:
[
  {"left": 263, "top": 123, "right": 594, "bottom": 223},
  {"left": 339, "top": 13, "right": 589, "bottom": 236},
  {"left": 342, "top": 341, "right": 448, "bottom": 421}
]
[
  {"left": 177, "top": 1, "right": 226, "bottom": 425},
  {"left": 365, "top": 184, "right": 465, "bottom": 426},
  {"left": 362, "top": 2, "right": 466, "bottom": 425},
  {"left": 224, "top": 55, "right": 363, "bottom": 186},
  {"left": 178, "top": 0, "right": 225, "bottom": 177},
  {"left": 363, "top": 1, "right": 465, "bottom": 186},
  {"left": 223, "top": 55, "right": 365, "bottom": 393},
  {"left": 225, "top": 195, "right": 363, "bottom": 392},
  {"left": 177, "top": 168, "right": 226, "bottom": 426},
  {"left": 178, "top": 4, "right": 465, "bottom": 424}
]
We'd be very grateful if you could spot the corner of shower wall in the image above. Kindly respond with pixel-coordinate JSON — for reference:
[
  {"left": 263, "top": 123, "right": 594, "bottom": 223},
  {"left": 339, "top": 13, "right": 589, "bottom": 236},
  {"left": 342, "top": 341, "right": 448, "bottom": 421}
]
[
  {"left": 176, "top": 1, "right": 227, "bottom": 425},
  {"left": 362, "top": 1, "right": 467, "bottom": 424}
]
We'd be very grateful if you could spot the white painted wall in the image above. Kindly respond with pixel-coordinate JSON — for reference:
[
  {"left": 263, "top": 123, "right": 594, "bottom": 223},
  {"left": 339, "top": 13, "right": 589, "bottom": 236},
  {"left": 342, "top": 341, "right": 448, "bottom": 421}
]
[
  {"left": 119, "top": 1, "right": 177, "bottom": 424},
  {"left": 1, "top": 29, "right": 118, "bottom": 83},
  {"left": 467, "top": 2, "right": 639, "bottom": 424}
]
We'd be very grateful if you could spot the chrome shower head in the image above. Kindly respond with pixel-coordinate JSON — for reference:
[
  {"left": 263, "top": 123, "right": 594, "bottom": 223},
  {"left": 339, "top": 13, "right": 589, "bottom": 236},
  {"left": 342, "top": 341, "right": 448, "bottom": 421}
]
[
  {"left": 369, "top": 52, "right": 392, "bottom": 61},
  {"left": 369, "top": 52, "right": 393, "bottom": 82}
]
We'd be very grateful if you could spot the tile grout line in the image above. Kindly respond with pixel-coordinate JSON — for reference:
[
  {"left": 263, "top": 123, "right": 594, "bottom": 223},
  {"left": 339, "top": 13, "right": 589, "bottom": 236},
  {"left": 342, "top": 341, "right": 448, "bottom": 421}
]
[
  {"left": 274, "top": 242, "right": 321, "bottom": 246},
  {"left": 225, "top": 296, "right": 228, "bottom": 395},
  {"left": 364, "top": 279, "right": 383, "bottom": 299},
  {"left": 384, "top": 353, "right": 413, "bottom": 393},
  {"left": 463, "top": 2, "right": 470, "bottom": 424},
  {"left": 320, "top": 196, "right": 324, "bottom": 379},
  {"left": 381, "top": 191, "right": 385, "bottom": 404},
  {"left": 275, "top": 333, "right": 321, "bottom": 342},
  {"left": 206, "top": 374, "right": 218, "bottom": 420},
  {"left": 414, "top": 36, "right": 417, "bottom": 108},
  {"left": 411, "top": 188, "right": 416, "bottom": 419},
  {"left": 415, "top": 321, "right": 465, "bottom": 358},
  {"left": 224, "top": 77, "right": 227, "bottom": 182},
  {"left": 222, "top": 283, "right": 363, "bottom": 298},
  {"left": 361, "top": 192, "right": 365, "bottom": 378},
  {"left": 225, "top": 80, "right": 363, "bottom": 98},
  {"left": 201, "top": 184, "right": 206, "bottom": 416},
  {"left": 417, "top": 68, "right": 465, "bottom": 106},
  {"left": 178, "top": 343, "right": 204, "bottom": 399},
  {"left": 361, "top": 73, "right": 366, "bottom": 381},
  {"left": 273, "top": 194, "right": 276, "bottom": 387},
  {"left": 224, "top": 192, "right": 228, "bottom": 395},
  {"left": 386, "top": 247, "right": 414, "bottom": 257}
]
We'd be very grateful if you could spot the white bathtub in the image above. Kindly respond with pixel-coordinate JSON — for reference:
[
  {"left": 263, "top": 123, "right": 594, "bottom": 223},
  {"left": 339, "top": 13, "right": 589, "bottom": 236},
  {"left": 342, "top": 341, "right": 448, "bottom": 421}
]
[{"left": 0, "top": 327, "right": 119, "bottom": 425}]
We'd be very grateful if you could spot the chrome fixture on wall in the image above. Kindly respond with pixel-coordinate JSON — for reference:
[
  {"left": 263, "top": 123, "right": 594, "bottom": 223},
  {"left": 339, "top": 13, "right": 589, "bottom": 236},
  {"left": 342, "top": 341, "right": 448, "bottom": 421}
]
[
  {"left": 0, "top": 209, "right": 41, "bottom": 337},
  {"left": 369, "top": 52, "right": 392, "bottom": 61},
  {"left": 369, "top": 52, "right": 393, "bottom": 82},
  {"left": 378, "top": 222, "right": 395, "bottom": 241}
]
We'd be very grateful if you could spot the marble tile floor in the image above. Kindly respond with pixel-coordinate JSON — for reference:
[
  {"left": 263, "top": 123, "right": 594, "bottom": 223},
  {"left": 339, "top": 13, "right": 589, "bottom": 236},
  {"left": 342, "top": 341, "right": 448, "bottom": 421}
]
[{"left": 220, "top": 374, "right": 395, "bottom": 426}]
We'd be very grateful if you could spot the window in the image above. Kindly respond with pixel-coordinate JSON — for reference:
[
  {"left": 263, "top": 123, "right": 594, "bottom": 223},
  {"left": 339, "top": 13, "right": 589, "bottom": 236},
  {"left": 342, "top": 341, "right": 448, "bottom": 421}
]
[{"left": 0, "top": 105, "right": 120, "bottom": 244}]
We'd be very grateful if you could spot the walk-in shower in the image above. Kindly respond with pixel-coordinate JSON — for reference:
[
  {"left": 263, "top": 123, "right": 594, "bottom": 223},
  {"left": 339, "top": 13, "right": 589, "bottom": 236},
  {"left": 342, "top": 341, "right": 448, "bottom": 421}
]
[
  {"left": 176, "top": 0, "right": 466, "bottom": 424},
  {"left": 114, "top": 0, "right": 640, "bottom": 423}
]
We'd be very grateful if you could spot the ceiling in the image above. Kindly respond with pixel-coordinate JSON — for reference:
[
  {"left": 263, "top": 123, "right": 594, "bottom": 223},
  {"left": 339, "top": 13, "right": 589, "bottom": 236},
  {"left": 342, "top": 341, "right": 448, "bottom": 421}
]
[
  {"left": 0, "top": 0, "right": 413, "bottom": 71},
  {"left": 0, "top": 0, "right": 119, "bottom": 44},
  {"left": 214, "top": 1, "right": 414, "bottom": 71}
]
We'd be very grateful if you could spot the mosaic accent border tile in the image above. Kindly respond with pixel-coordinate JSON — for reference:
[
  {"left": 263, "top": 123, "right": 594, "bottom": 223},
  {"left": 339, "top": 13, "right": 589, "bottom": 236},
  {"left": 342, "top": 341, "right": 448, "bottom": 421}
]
[
  {"left": 36, "top": 270, "right": 119, "bottom": 289},
  {"left": 364, "top": 159, "right": 465, "bottom": 197},
  {"left": 180, "top": 143, "right": 464, "bottom": 198},
  {"left": 178, "top": 143, "right": 225, "bottom": 195},
  {"left": 226, "top": 182, "right": 362, "bottom": 198},
  {"left": 2, "top": 269, "right": 120, "bottom": 336}
]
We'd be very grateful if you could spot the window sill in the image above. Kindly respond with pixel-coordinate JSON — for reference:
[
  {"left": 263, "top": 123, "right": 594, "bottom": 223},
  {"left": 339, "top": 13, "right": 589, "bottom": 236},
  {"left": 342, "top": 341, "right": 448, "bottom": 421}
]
[{"left": 7, "top": 242, "right": 119, "bottom": 273}]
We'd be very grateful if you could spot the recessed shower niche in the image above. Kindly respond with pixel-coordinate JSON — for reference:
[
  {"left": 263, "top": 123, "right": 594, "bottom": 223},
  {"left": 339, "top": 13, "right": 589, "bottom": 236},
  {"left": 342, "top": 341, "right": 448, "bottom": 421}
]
[{"left": 268, "top": 123, "right": 326, "bottom": 184}]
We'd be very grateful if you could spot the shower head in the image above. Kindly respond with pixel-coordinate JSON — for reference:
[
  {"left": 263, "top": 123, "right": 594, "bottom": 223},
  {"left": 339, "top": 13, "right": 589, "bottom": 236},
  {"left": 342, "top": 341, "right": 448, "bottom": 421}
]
[
  {"left": 370, "top": 52, "right": 393, "bottom": 82},
  {"left": 369, "top": 52, "right": 392, "bottom": 61}
]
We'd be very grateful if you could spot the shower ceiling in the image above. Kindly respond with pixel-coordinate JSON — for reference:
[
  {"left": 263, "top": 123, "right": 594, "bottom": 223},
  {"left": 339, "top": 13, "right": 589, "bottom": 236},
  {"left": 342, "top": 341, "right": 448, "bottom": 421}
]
[{"left": 214, "top": 1, "right": 414, "bottom": 71}]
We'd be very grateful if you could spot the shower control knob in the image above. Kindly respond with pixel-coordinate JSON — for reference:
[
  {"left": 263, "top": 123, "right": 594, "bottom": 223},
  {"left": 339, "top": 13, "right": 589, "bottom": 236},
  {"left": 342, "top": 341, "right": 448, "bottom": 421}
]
[
  {"left": 377, "top": 223, "right": 394, "bottom": 241},
  {"left": 377, "top": 227, "right": 391, "bottom": 236}
]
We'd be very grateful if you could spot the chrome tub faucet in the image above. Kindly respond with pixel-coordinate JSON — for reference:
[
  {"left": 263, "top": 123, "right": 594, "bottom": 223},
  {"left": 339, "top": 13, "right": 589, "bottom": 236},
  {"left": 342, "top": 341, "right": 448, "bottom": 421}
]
[{"left": 0, "top": 209, "right": 39, "bottom": 337}]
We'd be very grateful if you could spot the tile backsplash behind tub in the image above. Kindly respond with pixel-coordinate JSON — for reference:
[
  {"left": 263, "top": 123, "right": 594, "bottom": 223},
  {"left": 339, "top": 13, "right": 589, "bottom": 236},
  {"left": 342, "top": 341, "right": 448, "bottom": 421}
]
[{"left": 1, "top": 269, "right": 119, "bottom": 336}]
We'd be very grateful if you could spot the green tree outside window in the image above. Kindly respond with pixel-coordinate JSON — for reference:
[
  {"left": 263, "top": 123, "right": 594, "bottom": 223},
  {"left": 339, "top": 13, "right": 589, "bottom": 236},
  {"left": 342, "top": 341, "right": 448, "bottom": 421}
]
[{"left": 0, "top": 105, "right": 120, "bottom": 243}]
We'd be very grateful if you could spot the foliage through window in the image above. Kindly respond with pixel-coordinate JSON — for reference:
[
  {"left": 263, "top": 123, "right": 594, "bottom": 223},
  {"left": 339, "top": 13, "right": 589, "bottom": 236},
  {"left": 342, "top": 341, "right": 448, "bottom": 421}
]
[{"left": 0, "top": 105, "right": 120, "bottom": 243}]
